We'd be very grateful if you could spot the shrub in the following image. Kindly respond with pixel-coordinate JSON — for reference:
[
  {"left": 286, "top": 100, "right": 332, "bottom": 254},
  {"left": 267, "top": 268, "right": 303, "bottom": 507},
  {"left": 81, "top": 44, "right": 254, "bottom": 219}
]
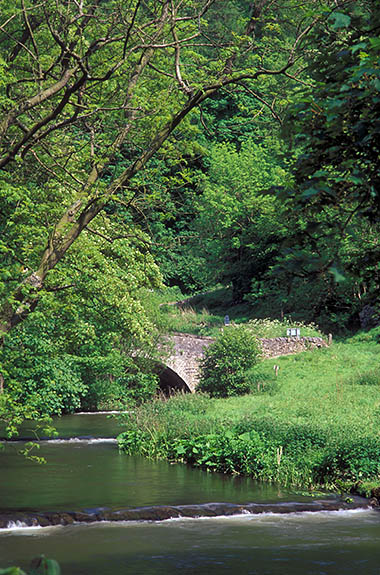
[
  {"left": 347, "top": 326, "right": 380, "bottom": 344},
  {"left": 316, "top": 437, "right": 380, "bottom": 482},
  {"left": 198, "top": 326, "right": 261, "bottom": 397}
]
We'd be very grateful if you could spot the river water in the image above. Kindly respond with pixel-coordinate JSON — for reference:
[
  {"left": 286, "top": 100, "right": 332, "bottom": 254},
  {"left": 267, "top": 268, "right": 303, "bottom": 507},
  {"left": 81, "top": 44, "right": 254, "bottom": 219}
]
[{"left": 1, "top": 413, "right": 379, "bottom": 574}]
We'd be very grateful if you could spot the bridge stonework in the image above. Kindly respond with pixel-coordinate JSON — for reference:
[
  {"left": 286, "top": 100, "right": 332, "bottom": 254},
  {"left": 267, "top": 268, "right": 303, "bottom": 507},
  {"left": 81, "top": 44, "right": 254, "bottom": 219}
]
[
  {"left": 160, "top": 332, "right": 328, "bottom": 393},
  {"left": 161, "top": 333, "right": 214, "bottom": 392}
]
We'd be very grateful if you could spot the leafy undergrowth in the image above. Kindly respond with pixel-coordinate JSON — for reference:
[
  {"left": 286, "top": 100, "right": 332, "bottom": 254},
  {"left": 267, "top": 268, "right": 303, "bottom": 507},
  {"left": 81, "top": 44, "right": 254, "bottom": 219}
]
[
  {"left": 118, "top": 339, "right": 380, "bottom": 491},
  {"left": 157, "top": 287, "right": 323, "bottom": 338},
  {"left": 157, "top": 286, "right": 259, "bottom": 336}
]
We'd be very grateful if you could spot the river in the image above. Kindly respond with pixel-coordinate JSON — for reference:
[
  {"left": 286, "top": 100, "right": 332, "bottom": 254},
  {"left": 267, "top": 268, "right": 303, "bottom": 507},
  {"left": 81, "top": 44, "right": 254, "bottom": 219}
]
[{"left": 1, "top": 413, "right": 379, "bottom": 574}]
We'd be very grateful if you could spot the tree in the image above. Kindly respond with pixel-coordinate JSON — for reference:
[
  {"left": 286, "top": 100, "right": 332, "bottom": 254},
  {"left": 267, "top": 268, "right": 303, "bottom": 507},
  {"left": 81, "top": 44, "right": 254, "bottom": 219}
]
[
  {"left": 0, "top": 0, "right": 339, "bottom": 339},
  {"left": 199, "top": 325, "right": 260, "bottom": 397},
  {"left": 0, "top": 226, "right": 162, "bottom": 429},
  {"left": 0, "top": 0, "right": 349, "bottom": 424},
  {"left": 286, "top": 1, "right": 380, "bottom": 221},
  {"left": 277, "top": 0, "right": 380, "bottom": 328},
  {"left": 194, "top": 139, "right": 288, "bottom": 301}
]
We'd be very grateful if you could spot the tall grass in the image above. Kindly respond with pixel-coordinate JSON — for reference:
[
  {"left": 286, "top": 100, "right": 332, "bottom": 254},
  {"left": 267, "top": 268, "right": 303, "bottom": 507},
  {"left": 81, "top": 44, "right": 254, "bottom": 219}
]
[
  {"left": 159, "top": 304, "right": 223, "bottom": 336},
  {"left": 119, "top": 340, "right": 380, "bottom": 490},
  {"left": 159, "top": 298, "right": 323, "bottom": 339}
]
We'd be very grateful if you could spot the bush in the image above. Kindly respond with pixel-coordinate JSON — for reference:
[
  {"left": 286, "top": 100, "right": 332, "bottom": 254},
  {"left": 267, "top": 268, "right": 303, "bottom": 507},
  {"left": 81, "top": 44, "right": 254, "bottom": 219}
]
[
  {"left": 347, "top": 326, "right": 380, "bottom": 344},
  {"left": 316, "top": 437, "right": 380, "bottom": 482},
  {"left": 198, "top": 326, "right": 261, "bottom": 397}
]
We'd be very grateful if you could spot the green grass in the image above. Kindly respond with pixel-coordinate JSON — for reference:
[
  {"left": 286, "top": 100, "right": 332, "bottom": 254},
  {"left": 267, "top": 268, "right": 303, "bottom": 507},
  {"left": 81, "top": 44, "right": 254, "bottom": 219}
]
[
  {"left": 119, "top": 339, "right": 380, "bottom": 491},
  {"left": 204, "top": 342, "right": 380, "bottom": 430},
  {"left": 157, "top": 285, "right": 258, "bottom": 336},
  {"left": 157, "top": 287, "right": 323, "bottom": 338},
  {"left": 159, "top": 303, "right": 224, "bottom": 337}
]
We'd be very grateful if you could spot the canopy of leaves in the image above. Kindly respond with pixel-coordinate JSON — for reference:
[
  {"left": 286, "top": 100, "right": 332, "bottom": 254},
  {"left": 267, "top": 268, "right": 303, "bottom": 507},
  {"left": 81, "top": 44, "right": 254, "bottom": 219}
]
[
  {"left": 194, "top": 139, "right": 289, "bottom": 301},
  {"left": 285, "top": 2, "right": 380, "bottom": 220},
  {"left": 1, "top": 0, "right": 364, "bottom": 430},
  {"left": 199, "top": 325, "right": 261, "bottom": 397}
]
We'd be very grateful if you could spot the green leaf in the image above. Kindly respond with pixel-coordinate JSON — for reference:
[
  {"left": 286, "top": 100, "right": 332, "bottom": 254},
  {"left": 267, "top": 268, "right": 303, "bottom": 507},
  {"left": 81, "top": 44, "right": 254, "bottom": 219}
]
[
  {"left": 351, "top": 42, "right": 367, "bottom": 54},
  {"left": 300, "top": 187, "right": 320, "bottom": 199},
  {"left": 328, "top": 266, "right": 346, "bottom": 283},
  {"left": 29, "top": 556, "right": 61, "bottom": 575},
  {"left": 238, "top": 432, "right": 252, "bottom": 442},
  {"left": 329, "top": 12, "right": 351, "bottom": 30}
]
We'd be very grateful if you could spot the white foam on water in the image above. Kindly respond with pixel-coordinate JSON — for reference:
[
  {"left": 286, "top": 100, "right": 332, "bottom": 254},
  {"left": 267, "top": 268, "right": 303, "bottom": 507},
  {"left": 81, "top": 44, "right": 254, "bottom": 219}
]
[
  {"left": 65, "top": 507, "right": 374, "bottom": 529},
  {"left": 87, "top": 438, "right": 118, "bottom": 444},
  {"left": 74, "top": 411, "right": 129, "bottom": 415},
  {"left": 5, "top": 437, "right": 118, "bottom": 446},
  {"left": 6, "top": 521, "right": 33, "bottom": 529},
  {"left": 1, "top": 521, "right": 42, "bottom": 533},
  {"left": 0, "top": 507, "right": 374, "bottom": 534},
  {"left": 0, "top": 522, "right": 65, "bottom": 535},
  {"left": 295, "top": 507, "right": 371, "bottom": 517},
  {"left": 39, "top": 437, "right": 118, "bottom": 444},
  {"left": 161, "top": 506, "right": 373, "bottom": 525}
]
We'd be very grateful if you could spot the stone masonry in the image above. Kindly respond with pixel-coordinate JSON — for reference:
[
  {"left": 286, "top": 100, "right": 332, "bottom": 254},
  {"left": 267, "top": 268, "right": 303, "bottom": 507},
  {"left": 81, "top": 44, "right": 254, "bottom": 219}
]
[
  {"left": 160, "top": 332, "right": 328, "bottom": 393},
  {"left": 161, "top": 333, "right": 214, "bottom": 392},
  {"left": 260, "top": 336, "right": 328, "bottom": 358}
]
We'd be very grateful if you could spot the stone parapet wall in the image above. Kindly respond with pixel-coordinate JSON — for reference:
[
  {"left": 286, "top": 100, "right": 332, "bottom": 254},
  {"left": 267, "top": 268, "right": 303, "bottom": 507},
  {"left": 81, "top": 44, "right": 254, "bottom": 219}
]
[
  {"left": 160, "top": 333, "right": 329, "bottom": 393},
  {"left": 260, "top": 336, "right": 328, "bottom": 358},
  {"left": 170, "top": 332, "right": 214, "bottom": 354}
]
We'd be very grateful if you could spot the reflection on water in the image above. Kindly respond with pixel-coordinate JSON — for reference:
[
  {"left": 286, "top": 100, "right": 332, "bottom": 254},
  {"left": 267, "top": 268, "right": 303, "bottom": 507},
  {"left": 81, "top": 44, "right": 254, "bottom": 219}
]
[
  {"left": 0, "top": 412, "right": 125, "bottom": 440},
  {"left": 1, "top": 413, "right": 379, "bottom": 574},
  {"left": 0, "top": 440, "right": 308, "bottom": 512}
]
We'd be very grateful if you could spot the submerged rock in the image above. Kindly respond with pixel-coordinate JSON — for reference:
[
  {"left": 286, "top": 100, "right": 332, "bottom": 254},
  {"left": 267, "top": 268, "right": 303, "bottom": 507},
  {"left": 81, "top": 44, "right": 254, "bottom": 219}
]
[{"left": 0, "top": 496, "right": 373, "bottom": 529}]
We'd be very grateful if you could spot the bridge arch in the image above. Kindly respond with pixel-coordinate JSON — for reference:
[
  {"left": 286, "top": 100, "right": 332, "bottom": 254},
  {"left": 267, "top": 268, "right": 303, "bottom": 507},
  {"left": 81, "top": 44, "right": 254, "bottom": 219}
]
[
  {"left": 156, "top": 332, "right": 329, "bottom": 395},
  {"left": 157, "top": 333, "right": 215, "bottom": 394},
  {"left": 157, "top": 364, "right": 191, "bottom": 394}
]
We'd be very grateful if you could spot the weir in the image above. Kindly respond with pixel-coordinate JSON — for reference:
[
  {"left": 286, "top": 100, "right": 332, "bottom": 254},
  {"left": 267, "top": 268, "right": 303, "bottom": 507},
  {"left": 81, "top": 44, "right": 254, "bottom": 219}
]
[
  {"left": 0, "top": 499, "right": 371, "bottom": 529},
  {"left": 1, "top": 413, "right": 379, "bottom": 574}
]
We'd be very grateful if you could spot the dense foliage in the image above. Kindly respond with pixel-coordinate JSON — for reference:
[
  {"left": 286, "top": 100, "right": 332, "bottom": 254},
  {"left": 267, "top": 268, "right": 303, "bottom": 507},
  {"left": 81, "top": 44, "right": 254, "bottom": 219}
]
[
  {"left": 194, "top": 139, "right": 288, "bottom": 301},
  {"left": 199, "top": 326, "right": 261, "bottom": 397},
  {"left": 1, "top": 0, "right": 379, "bottom": 432},
  {"left": 287, "top": 3, "right": 380, "bottom": 221}
]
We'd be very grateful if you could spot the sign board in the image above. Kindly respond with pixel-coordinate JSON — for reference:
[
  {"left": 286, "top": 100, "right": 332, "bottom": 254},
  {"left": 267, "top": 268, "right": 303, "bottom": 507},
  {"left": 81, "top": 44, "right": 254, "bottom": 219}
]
[{"left": 286, "top": 328, "right": 300, "bottom": 337}]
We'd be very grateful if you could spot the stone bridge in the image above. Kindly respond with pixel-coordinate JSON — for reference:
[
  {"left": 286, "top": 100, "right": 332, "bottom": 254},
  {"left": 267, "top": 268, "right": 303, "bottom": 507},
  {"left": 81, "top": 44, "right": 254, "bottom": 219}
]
[
  {"left": 158, "top": 332, "right": 328, "bottom": 393},
  {"left": 158, "top": 333, "right": 214, "bottom": 393}
]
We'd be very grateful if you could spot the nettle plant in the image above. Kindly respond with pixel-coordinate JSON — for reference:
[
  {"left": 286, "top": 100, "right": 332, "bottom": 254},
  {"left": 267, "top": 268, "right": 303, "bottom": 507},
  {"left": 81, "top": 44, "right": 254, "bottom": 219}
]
[{"left": 199, "top": 326, "right": 261, "bottom": 398}]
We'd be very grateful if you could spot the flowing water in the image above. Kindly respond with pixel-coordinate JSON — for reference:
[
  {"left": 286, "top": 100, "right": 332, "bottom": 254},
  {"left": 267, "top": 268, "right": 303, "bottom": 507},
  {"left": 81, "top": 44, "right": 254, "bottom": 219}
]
[{"left": 1, "top": 413, "right": 379, "bottom": 574}]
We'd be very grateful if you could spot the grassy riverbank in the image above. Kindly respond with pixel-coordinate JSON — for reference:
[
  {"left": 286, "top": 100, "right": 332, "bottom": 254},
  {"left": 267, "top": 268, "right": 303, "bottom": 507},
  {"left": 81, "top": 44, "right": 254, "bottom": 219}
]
[{"left": 118, "top": 334, "right": 380, "bottom": 494}]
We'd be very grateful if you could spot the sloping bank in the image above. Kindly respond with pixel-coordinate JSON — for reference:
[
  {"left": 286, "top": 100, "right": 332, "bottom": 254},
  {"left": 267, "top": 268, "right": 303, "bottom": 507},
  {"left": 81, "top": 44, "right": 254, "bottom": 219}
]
[{"left": 117, "top": 342, "right": 380, "bottom": 502}]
